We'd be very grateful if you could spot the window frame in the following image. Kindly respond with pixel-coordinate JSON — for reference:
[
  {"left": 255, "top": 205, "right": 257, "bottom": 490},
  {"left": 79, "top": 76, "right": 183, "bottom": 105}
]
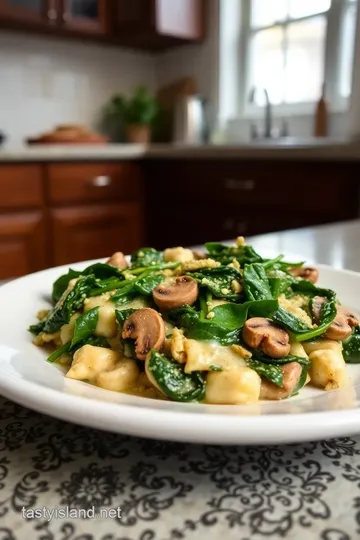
[{"left": 239, "top": 0, "right": 354, "bottom": 119}]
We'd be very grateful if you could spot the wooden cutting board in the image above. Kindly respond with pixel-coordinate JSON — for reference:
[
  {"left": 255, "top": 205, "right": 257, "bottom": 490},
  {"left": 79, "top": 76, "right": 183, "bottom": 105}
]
[{"left": 155, "top": 77, "right": 197, "bottom": 142}]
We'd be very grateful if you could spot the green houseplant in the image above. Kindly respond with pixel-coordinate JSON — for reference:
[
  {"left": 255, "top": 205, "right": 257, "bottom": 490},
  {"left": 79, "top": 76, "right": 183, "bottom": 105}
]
[{"left": 104, "top": 86, "right": 159, "bottom": 144}]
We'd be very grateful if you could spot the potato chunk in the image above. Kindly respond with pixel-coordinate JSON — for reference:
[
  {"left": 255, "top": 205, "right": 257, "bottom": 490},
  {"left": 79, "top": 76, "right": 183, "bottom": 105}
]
[
  {"left": 164, "top": 247, "right": 194, "bottom": 263},
  {"left": 206, "top": 367, "right": 261, "bottom": 404},
  {"left": 308, "top": 349, "right": 348, "bottom": 390},
  {"left": 66, "top": 345, "right": 119, "bottom": 382},
  {"left": 96, "top": 359, "right": 140, "bottom": 392}
]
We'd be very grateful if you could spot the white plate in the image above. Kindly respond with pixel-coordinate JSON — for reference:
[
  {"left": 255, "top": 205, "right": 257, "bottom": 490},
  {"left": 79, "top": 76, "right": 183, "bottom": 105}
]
[{"left": 0, "top": 259, "right": 360, "bottom": 445}]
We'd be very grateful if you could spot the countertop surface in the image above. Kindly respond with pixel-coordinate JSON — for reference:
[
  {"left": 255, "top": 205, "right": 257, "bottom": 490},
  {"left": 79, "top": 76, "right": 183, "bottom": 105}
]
[
  {"left": 1, "top": 220, "right": 360, "bottom": 540},
  {"left": 1, "top": 139, "right": 360, "bottom": 161}
]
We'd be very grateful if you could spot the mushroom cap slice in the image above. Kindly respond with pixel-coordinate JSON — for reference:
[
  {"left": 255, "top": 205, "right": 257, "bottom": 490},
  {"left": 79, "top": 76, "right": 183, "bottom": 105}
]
[
  {"left": 107, "top": 251, "right": 128, "bottom": 269},
  {"left": 290, "top": 266, "right": 319, "bottom": 284},
  {"left": 122, "top": 308, "right": 165, "bottom": 361},
  {"left": 243, "top": 317, "right": 290, "bottom": 358},
  {"left": 153, "top": 276, "right": 199, "bottom": 311}
]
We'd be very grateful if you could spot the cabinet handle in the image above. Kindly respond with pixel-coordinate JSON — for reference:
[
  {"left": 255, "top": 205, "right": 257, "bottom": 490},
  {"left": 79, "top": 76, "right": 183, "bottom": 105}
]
[
  {"left": 88, "top": 176, "right": 112, "bottom": 187},
  {"left": 225, "top": 179, "right": 256, "bottom": 191},
  {"left": 47, "top": 8, "right": 57, "bottom": 21}
]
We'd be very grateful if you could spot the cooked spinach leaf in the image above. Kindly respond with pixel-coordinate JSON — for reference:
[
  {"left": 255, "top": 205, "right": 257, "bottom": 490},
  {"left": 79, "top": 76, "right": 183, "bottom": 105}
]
[
  {"left": 243, "top": 263, "right": 272, "bottom": 301},
  {"left": 205, "top": 242, "right": 263, "bottom": 265},
  {"left": 52, "top": 263, "right": 125, "bottom": 304},
  {"left": 248, "top": 359, "right": 284, "bottom": 387},
  {"left": 110, "top": 273, "right": 164, "bottom": 303},
  {"left": 187, "top": 266, "right": 242, "bottom": 300},
  {"left": 251, "top": 349, "right": 311, "bottom": 368},
  {"left": 71, "top": 307, "right": 99, "bottom": 349},
  {"left": 148, "top": 350, "right": 205, "bottom": 402},
  {"left": 130, "top": 247, "right": 164, "bottom": 269},
  {"left": 28, "top": 320, "right": 46, "bottom": 335},
  {"left": 343, "top": 326, "right": 360, "bottom": 363},
  {"left": 43, "top": 275, "right": 98, "bottom": 334},
  {"left": 47, "top": 334, "right": 109, "bottom": 363},
  {"left": 267, "top": 270, "right": 296, "bottom": 299},
  {"left": 169, "top": 299, "right": 278, "bottom": 344},
  {"left": 47, "top": 341, "right": 71, "bottom": 363},
  {"left": 115, "top": 308, "right": 138, "bottom": 327}
]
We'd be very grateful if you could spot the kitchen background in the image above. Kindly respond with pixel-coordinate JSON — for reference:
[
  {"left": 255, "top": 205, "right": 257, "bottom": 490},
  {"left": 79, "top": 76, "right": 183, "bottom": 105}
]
[{"left": 0, "top": 0, "right": 360, "bottom": 279}]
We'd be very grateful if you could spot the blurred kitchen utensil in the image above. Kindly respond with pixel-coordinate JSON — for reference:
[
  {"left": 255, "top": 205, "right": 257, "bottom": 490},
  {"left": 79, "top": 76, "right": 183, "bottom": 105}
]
[
  {"left": 0, "top": 132, "right": 7, "bottom": 146},
  {"left": 173, "top": 93, "right": 209, "bottom": 144},
  {"left": 156, "top": 77, "right": 197, "bottom": 142}
]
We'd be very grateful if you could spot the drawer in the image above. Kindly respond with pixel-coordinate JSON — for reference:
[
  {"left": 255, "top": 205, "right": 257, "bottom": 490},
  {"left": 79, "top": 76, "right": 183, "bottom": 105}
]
[
  {"left": 147, "top": 161, "right": 359, "bottom": 215},
  {"left": 48, "top": 163, "right": 143, "bottom": 204},
  {"left": 0, "top": 165, "right": 43, "bottom": 208}
]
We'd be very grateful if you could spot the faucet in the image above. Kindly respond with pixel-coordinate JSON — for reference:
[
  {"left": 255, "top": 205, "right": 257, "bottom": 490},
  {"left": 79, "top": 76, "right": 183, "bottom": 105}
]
[{"left": 249, "top": 87, "right": 272, "bottom": 139}]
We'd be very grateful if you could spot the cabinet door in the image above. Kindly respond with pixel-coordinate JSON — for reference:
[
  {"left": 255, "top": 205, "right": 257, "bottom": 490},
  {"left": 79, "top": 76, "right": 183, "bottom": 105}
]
[
  {"left": 156, "top": 0, "right": 204, "bottom": 39},
  {"left": 0, "top": 212, "right": 47, "bottom": 279},
  {"left": 60, "top": 0, "right": 107, "bottom": 33},
  {"left": 0, "top": 0, "right": 55, "bottom": 24},
  {"left": 51, "top": 203, "right": 143, "bottom": 266}
]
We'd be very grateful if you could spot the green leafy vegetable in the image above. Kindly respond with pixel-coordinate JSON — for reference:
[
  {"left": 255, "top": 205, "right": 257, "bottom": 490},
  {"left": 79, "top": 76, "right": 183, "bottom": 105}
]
[
  {"left": 343, "top": 326, "right": 360, "bottom": 363},
  {"left": 147, "top": 350, "right": 205, "bottom": 402},
  {"left": 52, "top": 263, "right": 125, "bottom": 304},
  {"left": 243, "top": 263, "right": 272, "bottom": 301},
  {"left": 115, "top": 308, "right": 138, "bottom": 327},
  {"left": 248, "top": 359, "right": 284, "bottom": 387},
  {"left": 71, "top": 307, "right": 99, "bottom": 349},
  {"left": 47, "top": 341, "right": 71, "bottom": 363},
  {"left": 187, "top": 266, "right": 242, "bottom": 300},
  {"left": 111, "top": 272, "right": 164, "bottom": 303},
  {"left": 209, "top": 364, "right": 223, "bottom": 372},
  {"left": 205, "top": 242, "right": 263, "bottom": 265},
  {"left": 130, "top": 247, "right": 164, "bottom": 269},
  {"left": 267, "top": 270, "right": 296, "bottom": 299},
  {"left": 43, "top": 275, "right": 98, "bottom": 334},
  {"left": 28, "top": 320, "right": 46, "bottom": 335},
  {"left": 47, "top": 335, "right": 109, "bottom": 363}
]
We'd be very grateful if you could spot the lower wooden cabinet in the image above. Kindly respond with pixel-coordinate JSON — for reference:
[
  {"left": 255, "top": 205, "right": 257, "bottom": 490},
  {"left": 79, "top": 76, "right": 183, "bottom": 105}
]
[
  {"left": 51, "top": 202, "right": 143, "bottom": 266},
  {"left": 0, "top": 212, "right": 46, "bottom": 279}
]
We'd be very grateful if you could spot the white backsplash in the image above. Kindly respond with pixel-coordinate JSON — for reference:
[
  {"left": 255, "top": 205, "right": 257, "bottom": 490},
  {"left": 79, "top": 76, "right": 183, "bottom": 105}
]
[{"left": 0, "top": 32, "right": 157, "bottom": 144}]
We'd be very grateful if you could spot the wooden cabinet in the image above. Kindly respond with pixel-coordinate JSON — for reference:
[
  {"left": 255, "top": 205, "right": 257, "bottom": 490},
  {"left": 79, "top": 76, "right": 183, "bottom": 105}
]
[
  {"left": 0, "top": 162, "right": 144, "bottom": 279},
  {"left": 0, "top": 0, "right": 205, "bottom": 49},
  {"left": 60, "top": 0, "right": 107, "bottom": 34},
  {"left": 145, "top": 159, "right": 360, "bottom": 249},
  {"left": 0, "top": 212, "right": 46, "bottom": 279},
  {"left": 51, "top": 202, "right": 143, "bottom": 266},
  {"left": 114, "top": 0, "right": 205, "bottom": 50},
  {"left": 0, "top": 0, "right": 50, "bottom": 24}
]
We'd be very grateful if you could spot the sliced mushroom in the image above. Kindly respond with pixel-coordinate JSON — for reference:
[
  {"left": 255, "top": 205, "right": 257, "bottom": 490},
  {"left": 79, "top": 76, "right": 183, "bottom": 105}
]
[
  {"left": 107, "top": 251, "right": 128, "bottom": 270},
  {"left": 314, "top": 303, "right": 359, "bottom": 341},
  {"left": 260, "top": 362, "right": 302, "bottom": 400},
  {"left": 290, "top": 266, "right": 319, "bottom": 283},
  {"left": 324, "top": 307, "right": 357, "bottom": 341},
  {"left": 243, "top": 317, "right": 290, "bottom": 358},
  {"left": 122, "top": 308, "right": 165, "bottom": 361},
  {"left": 153, "top": 276, "right": 199, "bottom": 311}
]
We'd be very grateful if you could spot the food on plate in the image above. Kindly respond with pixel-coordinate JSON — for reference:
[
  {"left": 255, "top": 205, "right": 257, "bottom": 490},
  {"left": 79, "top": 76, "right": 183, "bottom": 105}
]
[{"left": 29, "top": 238, "right": 360, "bottom": 404}]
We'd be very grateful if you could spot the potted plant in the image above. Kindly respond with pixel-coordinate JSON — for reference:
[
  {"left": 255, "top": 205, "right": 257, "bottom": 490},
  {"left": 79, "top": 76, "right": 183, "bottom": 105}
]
[{"left": 104, "top": 86, "right": 159, "bottom": 144}]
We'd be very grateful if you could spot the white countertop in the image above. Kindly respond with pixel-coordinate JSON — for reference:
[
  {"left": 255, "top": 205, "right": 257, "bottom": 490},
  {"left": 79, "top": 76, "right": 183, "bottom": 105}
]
[{"left": 1, "top": 139, "right": 360, "bottom": 161}]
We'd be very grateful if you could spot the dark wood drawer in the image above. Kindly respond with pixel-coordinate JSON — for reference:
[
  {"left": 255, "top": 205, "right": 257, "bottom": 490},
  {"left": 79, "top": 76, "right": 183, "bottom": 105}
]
[
  {"left": 146, "top": 160, "right": 359, "bottom": 216},
  {"left": 48, "top": 163, "right": 143, "bottom": 204},
  {"left": 0, "top": 165, "right": 43, "bottom": 209}
]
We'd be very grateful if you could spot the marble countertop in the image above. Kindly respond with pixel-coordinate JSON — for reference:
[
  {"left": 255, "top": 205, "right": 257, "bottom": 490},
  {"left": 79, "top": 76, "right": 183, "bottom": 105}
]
[
  {"left": 1, "top": 139, "right": 360, "bottom": 161},
  {"left": 1, "top": 220, "right": 360, "bottom": 540}
]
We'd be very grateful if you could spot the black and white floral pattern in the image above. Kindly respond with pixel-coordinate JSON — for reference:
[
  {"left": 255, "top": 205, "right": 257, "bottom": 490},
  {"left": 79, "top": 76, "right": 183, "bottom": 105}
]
[{"left": 0, "top": 395, "right": 359, "bottom": 540}]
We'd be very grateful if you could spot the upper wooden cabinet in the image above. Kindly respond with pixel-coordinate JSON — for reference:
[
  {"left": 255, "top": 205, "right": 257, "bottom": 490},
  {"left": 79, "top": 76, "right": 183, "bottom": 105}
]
[
  {"left": 114, "top": 0, "right": 205, "bottom": 50},
  {"left": 0, "top": 0, "right": 51, "bottom": 24},
  {"left": 60, "top": 0, "right": 108, "bottom": 34},
  {"left": 0, "top": 0, "right": 205, "bottom": 50}
]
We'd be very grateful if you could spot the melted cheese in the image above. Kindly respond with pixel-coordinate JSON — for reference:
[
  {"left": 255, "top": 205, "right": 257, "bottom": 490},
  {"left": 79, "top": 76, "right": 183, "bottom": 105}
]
[{"left": 184, "top": 340, "right": 246, "bottom": 373}]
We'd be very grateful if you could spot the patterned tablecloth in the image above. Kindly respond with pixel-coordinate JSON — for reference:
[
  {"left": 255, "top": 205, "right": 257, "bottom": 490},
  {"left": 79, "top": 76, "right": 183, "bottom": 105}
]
[
  {"left": 0, "top": 394, "right": 359, "bottom": 540},
  {"left": 2, "top": 221, "right": 360, "bottom": 540}
]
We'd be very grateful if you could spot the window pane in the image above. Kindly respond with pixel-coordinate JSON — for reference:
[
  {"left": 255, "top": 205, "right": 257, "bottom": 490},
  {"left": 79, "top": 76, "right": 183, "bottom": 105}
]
[
  {"left": 251, "top": 0, "right": 287, "bottom": 28},
  {"left": 250, "top": 27, "right": 285, "bottom": 104},
  {"left": 288, "top": 0, "right": 331, "bottom": 19},
  {"left": 339, "top": 3, "right": 357, "bottom": 97},
  {"left": 285, "top": 16, "right": 326, "bottom": 103}
]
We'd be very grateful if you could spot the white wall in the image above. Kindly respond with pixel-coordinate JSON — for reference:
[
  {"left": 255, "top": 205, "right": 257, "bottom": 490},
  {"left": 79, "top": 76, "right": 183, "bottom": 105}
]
[
  {"left": 155, "top": 0, "right": 220, "bottom": 121},
  {"left": 0, "top": 32, "right": 157, "bottom": 144}
]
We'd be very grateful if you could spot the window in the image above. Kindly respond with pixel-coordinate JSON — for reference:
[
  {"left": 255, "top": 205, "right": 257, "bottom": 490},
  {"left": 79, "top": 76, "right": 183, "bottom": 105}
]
[{"left": 240, "top": 0, "right": 357, "bottom": 115}]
